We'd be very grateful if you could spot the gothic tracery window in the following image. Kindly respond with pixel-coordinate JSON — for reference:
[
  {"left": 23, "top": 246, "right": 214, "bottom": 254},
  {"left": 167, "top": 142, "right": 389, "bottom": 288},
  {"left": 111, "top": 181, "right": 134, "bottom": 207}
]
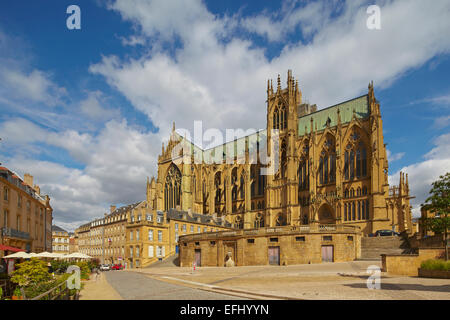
[
  {"left": 344, "top": 129, "right": 367, "bottom": 180},
  {"left": 235, "top": 216, "right": 243, "bottom": 229},
  {"left": 273, "top": 102, "right": 287, "bottom": 130},
  {"left": 254, "top": 213, "right": 264, "bottom": 228},
  {"left": 319, "top": 138, "right": 336, "bottom": 185},
  {"left": 164, "top": 164, "right": 182, "bottom": 211},
  {"left": 298, "top": 156, "right": 309, "bottom": 190}
]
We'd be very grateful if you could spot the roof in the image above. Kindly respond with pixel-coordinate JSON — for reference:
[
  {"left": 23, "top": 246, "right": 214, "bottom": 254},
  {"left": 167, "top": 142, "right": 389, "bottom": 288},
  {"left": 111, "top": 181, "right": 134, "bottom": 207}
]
[
  {"left": 108, "top": 201, "right": 143, "bottom": 217},
  {"left": 0, "top": 166, "right": 46, "bottom": 202},
  {"left": 52, "top": 225, "right": 68, "bottom": 233},
  {"left": 166, "top": 208, "right": 233, "bottom": 228},
  {"left": 172, "top": 94, "right": 369, "bottom": 162},
  {"left": 298, "top": 95, "right": 369, "bottom": 136}
]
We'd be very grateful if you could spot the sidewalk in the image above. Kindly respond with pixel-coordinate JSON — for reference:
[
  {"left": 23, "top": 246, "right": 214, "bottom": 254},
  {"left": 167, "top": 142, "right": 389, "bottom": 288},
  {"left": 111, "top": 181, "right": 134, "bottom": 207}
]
[{"left": 79, "top": 272, "right": 123, "bottom": 300}]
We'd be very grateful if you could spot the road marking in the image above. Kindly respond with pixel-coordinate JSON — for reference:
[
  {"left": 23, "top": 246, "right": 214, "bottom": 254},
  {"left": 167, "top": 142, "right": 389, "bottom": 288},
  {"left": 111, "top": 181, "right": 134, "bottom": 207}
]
[{"left": 160, "top": 276, "right": 216, "bottom": 288}]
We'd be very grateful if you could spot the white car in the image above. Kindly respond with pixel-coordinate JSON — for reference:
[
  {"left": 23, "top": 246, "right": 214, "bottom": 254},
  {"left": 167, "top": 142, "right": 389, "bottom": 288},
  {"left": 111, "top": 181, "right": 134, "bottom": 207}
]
[{"left": 100, "top": 264, "right": 110, "bottom": 271}]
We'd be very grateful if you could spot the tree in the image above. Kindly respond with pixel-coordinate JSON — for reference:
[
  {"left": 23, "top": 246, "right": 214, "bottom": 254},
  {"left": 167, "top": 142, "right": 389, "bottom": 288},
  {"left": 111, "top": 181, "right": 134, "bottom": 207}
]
[
  {"left": 10, "top": 258, "right": 51, "bottom": 287},
  {"left": 422, "top": 172, "right": 450, "bottom": 261}
]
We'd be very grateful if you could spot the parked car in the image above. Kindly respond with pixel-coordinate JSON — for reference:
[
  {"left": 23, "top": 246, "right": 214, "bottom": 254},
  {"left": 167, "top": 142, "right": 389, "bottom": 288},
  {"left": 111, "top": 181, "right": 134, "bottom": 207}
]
[
  {"left": 100, "top": 264, "right": 110, "bottom": 271},
  {"left": 111, "top": 264, "right": 124, "bottom": 270},
  {"left": 371, "top": 230, "right": 400, "bottom": 237}
]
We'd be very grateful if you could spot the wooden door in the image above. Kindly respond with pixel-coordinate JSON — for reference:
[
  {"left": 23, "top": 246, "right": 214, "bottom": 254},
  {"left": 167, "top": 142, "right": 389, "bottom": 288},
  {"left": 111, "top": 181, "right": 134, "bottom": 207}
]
[
  {"left": 321, "top": 245, "right": 334, "bottom": 262},
  {"left": 268, "top": 246, "right": 280, "bottom": 265},
  {"left": 194, "top": 249, "right": 201, "bottom": 267}
]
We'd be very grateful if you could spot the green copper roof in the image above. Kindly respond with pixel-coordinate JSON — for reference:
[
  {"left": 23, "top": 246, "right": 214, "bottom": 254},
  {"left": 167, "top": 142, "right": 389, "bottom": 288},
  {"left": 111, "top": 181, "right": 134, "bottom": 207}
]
[
  {"left": 298, "top": 95, "right": 369, "bottom": 136},
  {"left": 175, "top": 130, "right": 266, "bottom": 163}
]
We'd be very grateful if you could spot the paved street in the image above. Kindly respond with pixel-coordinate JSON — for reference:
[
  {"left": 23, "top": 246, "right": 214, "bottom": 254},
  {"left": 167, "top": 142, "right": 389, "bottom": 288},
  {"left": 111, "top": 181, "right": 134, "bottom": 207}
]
[
  {"left": 104, "top": 270, "right": 246, "bottom": 300},
  {"left": 79, "top": 261, "right": 450, "bottom": 300},
  {"left": 134, "top": 261, "right": 450, "bottom": 300}
]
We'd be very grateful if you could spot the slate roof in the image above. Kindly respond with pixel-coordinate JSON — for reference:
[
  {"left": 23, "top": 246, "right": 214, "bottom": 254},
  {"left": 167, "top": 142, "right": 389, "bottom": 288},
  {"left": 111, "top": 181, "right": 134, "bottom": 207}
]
[
  {"left": 166, "top": 208, "right": 233, "bottom": 228},
  {"left": 0, "top": 166, "right": 45, "bottom": 201},
  {"left": 108, "top": 201, "right": 143, "bottom": 217},
  {"left": 52, "top": 225, "right": 68, "bottom": 233}
]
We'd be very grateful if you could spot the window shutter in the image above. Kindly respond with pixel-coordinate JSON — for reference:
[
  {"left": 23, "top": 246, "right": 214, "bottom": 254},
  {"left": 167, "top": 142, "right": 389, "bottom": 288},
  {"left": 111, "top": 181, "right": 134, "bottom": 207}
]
[{"left": 162, "top": 246, "right": 165, "bottom": 257}]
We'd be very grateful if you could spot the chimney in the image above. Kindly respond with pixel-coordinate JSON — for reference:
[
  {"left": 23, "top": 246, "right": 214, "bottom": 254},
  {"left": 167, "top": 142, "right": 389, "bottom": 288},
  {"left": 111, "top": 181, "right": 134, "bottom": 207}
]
[
  {"left": 110, "top": 205, "right": 116, "bottom": 213},
  {"left": 34, "top": 185, "right": 41, "bottom": 195},
  {"left": 24, "top": 173, "right": 33, "bottom": 187}
]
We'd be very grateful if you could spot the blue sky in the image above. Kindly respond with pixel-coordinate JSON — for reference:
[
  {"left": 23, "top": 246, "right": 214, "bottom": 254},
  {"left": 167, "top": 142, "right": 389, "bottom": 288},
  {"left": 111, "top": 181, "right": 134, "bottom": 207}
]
[{"left": 0, "top": 0, "right": 449, "bottom": 231}]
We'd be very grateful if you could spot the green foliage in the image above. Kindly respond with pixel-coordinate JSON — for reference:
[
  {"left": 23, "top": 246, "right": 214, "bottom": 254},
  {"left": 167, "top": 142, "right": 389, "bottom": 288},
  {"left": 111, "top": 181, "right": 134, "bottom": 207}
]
[
  {"left": 23, "top": 274, "right": 69, "bottom": 300},
  {"left": 0, "top": 287, "right": 3, "bottom": 299},
  {"left": 420, "top": 259, "right": 450, "bottom": 271},
  {"left": 13, "top": 287, "right": 21, "bottom": 297},
  {"left": 425, "top": 216, "right": 450, "bottom": 234},
  {"left": 10, "top": 258, "right": 51, "bottom": 287},
  {"left": 424, "top": 172, "right": 450, "bottom": 218},
  {"left": 88, "top": 258, "right": 100, "bottom": 270},
  {"left": 422, "top": 172, "right": 450, "bottom": 260},
  {"left": 76, "top": 261, "right": 91, "bottom": 280},
  {"left": 51, "top": 260, "right": 70, "bottom": 274}
]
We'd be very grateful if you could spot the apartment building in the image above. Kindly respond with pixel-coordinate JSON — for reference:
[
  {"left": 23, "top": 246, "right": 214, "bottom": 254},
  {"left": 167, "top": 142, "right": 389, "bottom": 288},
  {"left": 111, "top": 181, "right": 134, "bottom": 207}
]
[
  {"left": 0, "top": 167, "right": 53, "bottom": 257},
  {"left": 52, "top": 225, "right": 70, "bottom": 254}
]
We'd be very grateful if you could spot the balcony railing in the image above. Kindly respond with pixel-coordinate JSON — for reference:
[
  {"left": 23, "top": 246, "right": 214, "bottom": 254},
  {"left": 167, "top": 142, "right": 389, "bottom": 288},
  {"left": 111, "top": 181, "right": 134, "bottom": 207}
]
[
  {"left": 179, "top": 224, "right": 360, "bottom": 242},
  {"left": 1, "top": 227, "right": 31, "bottom": 240}
]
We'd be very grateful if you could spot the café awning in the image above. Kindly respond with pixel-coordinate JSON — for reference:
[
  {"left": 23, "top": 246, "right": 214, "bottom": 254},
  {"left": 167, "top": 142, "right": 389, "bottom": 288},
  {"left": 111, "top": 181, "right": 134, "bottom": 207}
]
[{"left": 0, "top": 244, "right": 25, "bottom": 253}]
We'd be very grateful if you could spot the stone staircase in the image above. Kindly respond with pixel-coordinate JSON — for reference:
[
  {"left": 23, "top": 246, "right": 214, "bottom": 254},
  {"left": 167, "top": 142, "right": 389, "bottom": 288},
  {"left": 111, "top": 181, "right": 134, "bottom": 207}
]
[
  {"left": 144, "top": 254, "right": 179, "bottom": 268},
  {"left": 360, "top": 235, "right": 412, "bottom": 260}
]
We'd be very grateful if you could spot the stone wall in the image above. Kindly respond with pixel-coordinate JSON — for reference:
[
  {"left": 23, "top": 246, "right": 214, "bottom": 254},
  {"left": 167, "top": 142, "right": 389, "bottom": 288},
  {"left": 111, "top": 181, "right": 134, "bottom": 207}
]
[
  {"left": 179, "top": 225, "right": 361, "bottom": 267},
  {"left": 381, "top": 248, "right": 446, "bottom": 276},
  {"left": 409, "top": 234, "right": 445, "bottom": 249}
]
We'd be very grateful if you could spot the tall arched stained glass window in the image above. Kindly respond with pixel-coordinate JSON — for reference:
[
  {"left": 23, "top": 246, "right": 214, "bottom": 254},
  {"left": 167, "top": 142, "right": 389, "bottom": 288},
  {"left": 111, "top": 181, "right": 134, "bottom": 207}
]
[
  {"left": 164, "top": 165, "right": 182, "bottom": 211},
  {"left": 240, "top": 174, "right": 245, "bottom": 199}
]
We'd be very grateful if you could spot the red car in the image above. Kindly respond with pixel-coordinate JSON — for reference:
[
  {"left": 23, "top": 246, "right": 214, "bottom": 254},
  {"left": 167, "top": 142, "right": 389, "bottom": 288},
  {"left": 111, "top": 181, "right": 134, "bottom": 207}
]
[{"left": 111, "top": 264, "right": 124, "bottom": 270}]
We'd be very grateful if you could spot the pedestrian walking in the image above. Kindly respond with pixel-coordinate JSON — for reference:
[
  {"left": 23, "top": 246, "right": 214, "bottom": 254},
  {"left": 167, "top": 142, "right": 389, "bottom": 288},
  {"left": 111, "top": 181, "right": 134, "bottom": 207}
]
[{"left": 92, "top": 267, "right": 100, "bottom": 281}]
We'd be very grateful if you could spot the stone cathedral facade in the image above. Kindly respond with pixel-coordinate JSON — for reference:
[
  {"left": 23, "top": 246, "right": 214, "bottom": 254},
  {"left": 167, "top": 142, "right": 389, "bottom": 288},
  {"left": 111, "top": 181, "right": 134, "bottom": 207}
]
[{"left": 146, "top": 70, "right": 413, "bottom": 236}]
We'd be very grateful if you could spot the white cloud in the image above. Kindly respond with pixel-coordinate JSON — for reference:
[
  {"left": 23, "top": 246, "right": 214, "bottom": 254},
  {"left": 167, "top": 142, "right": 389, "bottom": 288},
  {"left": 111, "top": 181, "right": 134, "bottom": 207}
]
[
  {"left": 389, "top": 133, "right": 450, "bottom": 218},
  {"left": 0, "top": 69, "right": 66, "bottom": 107},
  {"left": 1, "top": 118, "right": 161, "bottom": 231},
  {"left": 79, "top": 91, "right": 120, "bottom": 121},
  {"left": 386, "top": 149, "right": 405, "bottom": 162},
  {"left": 92, "top": 0, "right": 450, "bottom": 139},
  {"left": 433, "top": 115, "right": 450, "bottom": 129},
  {"left": 241, "top": 0, "right": 339, "bottom": 42}
]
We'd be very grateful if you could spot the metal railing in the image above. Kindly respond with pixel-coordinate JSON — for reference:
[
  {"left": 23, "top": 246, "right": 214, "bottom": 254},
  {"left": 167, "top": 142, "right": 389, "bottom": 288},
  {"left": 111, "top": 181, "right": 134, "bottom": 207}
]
[
  {"left": 179, "top": 224, "right": 360, "bottom": 242},
  {"left": 1, "top": 227, "right": 31, "bottom": 240},
  {"left": 29, "top": 280, "right": 79, "bottom": 300}
]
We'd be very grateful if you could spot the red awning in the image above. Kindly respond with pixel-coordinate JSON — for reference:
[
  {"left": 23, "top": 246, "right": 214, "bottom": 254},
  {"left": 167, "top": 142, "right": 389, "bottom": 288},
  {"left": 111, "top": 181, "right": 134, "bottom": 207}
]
[{"left": 0, "top": 244, "right": 25, "bottom": 252}]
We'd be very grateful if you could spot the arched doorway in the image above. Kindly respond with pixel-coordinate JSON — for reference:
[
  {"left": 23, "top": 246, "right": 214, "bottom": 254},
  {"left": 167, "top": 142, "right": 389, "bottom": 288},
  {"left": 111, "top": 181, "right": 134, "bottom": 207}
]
[{"left": 318, "top": 204, "right": 335, "bottom": 224}]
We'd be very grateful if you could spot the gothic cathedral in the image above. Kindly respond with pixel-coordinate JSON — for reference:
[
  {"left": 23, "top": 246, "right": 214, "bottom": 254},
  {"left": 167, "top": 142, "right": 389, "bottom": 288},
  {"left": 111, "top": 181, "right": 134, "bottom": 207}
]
[{"left": 147, "top": 70, "right": 413, "bottom": 235}]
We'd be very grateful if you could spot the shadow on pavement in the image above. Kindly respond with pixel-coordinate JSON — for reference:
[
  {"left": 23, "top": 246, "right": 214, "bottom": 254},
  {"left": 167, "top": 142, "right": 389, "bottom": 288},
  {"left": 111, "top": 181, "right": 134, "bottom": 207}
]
[{"left": 343, "top": 283, "right": 450, "bottom": 293}]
